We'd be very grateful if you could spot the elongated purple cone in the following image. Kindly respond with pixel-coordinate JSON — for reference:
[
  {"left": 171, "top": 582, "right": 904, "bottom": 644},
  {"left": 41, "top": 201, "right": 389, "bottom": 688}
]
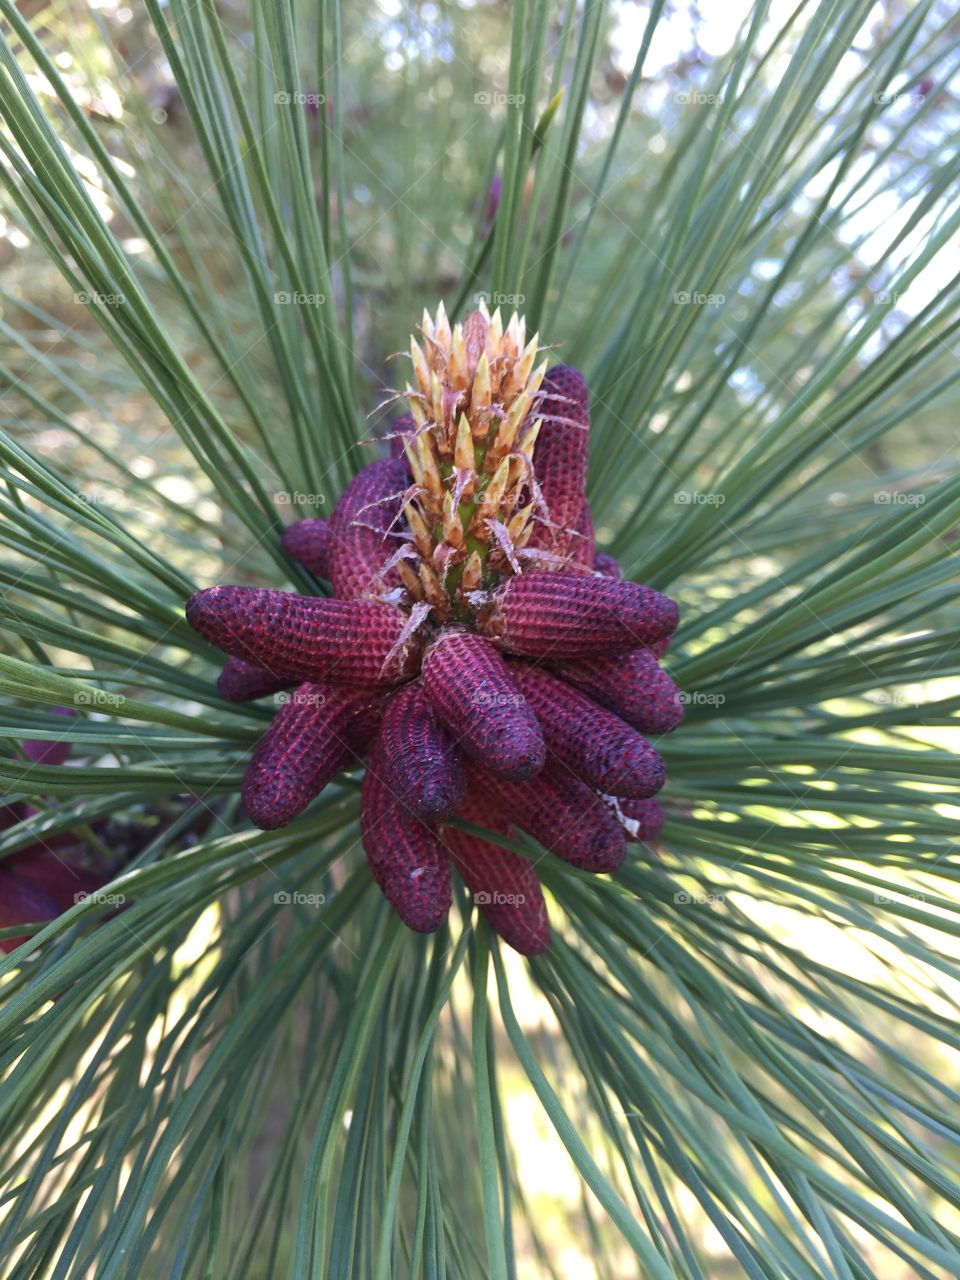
[
  {"left": 586, "top": 556, "right": 676, "bottom": 658},
  {"left": 376, "top": 682, "right": 465, "bottom": 822},
  {"left": 471, "top": 761, "right": 626, "bottom": 873},
  {"left": 421, "top": 629, "right": 545, "bottom": 781},
  {"left": 0, "top": 869, "right": 61, "bottom": 952},
  {"left": 509, "top": 664, "right": 665, "bottom": 798},
  {"left": 217, "top": 656, "right": 293, "bottom": 703},
  {"left": 328, "top": 457, "right": 408, "bottom": 599},
  {"left": 568, "top": 501, "right": 595, "bottom": 569},
  {"left": 360, "top": 740, "right": 452, "bottom": 932},
  {"left": 487, "top": 571, "right": 678, "bottom": 659},
  {"left": 549, "top": 649, "right": 683, "bottom": 735},
  {"left": 442, "top": 781, "right": 550, "bottom": 955},
  {"left": 528, "top": 366, "right": 590, "bottom": 556},
  {"left": 242, "top": 684, "right": 381, "bottom": 828},
  {"left": 186, "top": 587, "right": 420, "bottom": 686},
  {"left": 281, "top": 517, "right": 331, "bottom": 578}
]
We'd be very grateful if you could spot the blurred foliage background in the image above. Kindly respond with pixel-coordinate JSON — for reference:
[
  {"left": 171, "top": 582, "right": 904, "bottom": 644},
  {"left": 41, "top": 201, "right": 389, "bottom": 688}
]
[{"left": 1, "top": 0, "right": 960, "bottom": 1275}]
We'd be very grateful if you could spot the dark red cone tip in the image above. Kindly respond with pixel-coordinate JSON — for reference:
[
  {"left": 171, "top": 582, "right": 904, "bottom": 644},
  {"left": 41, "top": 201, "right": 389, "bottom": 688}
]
[
  {"left": 281, "top": 517, "right": 331, "bottom": 578},
  {"left": 242, "top": 683, "right": 381, "bottom": 829},
  {"left": 217, "top": 656, "right": 293, "bottom": 703},
  {"left": 421, "top": 629, "right": 545, "bottom": 781},
  {"left": 528, "top": 366, "right": 590, "bottom": 557},
  {"left": 471, "top": 761, "right": 626, "bottom": 873},
  {"left": 360, "top": 741, "right": 452, "bottom": 932},
  {"left": 488, "top": 571, "right": 679, "bottom": 659},
  {"left": 443, "top": 782, "right": 550, "bottom": 956},
  {"left": 550, "top": 648, "right": 683, "bottom": 736},
  {"left": 376, "top": 683, "right": 465, "bottom": 822},
  {"left": 328, "top": 457, "right": 408, "bottom": 600},
  {"left": 185, "top": 586, "right": 420, "bottom": 686},
  {"left": 509, "top": 664, "right": 666, "bottom": 799}
]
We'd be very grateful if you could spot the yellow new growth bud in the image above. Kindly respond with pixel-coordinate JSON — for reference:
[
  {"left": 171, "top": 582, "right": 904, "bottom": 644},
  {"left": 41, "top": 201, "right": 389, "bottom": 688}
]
[
  {"left": 503, "top": 333, "right": 539, "bottom": 401},
  {"left": 471, "top": 351, "right": 491, "bottom": 413},
  {"left": 434, "top": 300, "right": 451, "bottom": 349},
  {"left": 486, "top": 307, "right": 503, "bottom": 360},
  {"left": 460, "top": 550, "right": 483, "bottom": 592},
  {"left": 493, "top": 392, "right": 532, "bottom": 457},
  {"left": 421, "top": 308, "right": 435, "bottom": 342},
  {"left": 449, "top": 324, "right": 467, "bottom": 387},
  {"left": 505, "top": 388, "right": 532, "bottom": 434},
  {"left": 402, "top": 434, "right": 424, "bottom": 488},
  {"left": 527, "top": 358, "right": 548, "bottom": 400},
  {"left": 406, "top": 382, "right": 428, "bottom": 430},
  {"left": 503, "top": 312, "right": 523, "bottom": 363},
  {"left": 401, "top": 302, "right": 556, "bottom": 613},
  {"left": 419, "top": 561, "right": 446, "bottom": 607},
  {"left": 478, "top": 456, "right": 511, "bottom": 521},
  {"left": 442, "top": 491, "right": 466, "bottom": 549},
  {"left": 454, "top": 413, "right": 474, "bottom": 472},
  {"left": 410, "top": 338, "right": 430, "bottom": 395},
  {"left": 518, "top": 416, "right": 542, "bottom": 460},
  {"left": 398, "top": 559, "right": 423, "bottom": 599},
  {"left": 430, "top": 371, "right": 444, "bottom": 428},
  {"left": 416, "top": 430, "right": 443, "bottom": 500},
  {"left": 507, "top": 501, "right": 535, "bottom": 541},
  {"left": 405, "top": 503, "right": 434, "bottom": 559}
]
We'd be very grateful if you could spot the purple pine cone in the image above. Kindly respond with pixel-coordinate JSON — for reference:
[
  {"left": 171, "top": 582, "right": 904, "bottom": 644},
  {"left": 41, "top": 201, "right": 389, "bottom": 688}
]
[
  {"left": 421, "top": 629, "right": 545, "bottom": 781},
  {"left": 376, "top": 682, "right": 465, "bottom": 822}
]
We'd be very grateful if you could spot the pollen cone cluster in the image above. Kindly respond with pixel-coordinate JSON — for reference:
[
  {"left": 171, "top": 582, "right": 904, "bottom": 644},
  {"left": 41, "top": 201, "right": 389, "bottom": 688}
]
[{"left": 186, "top": 303, "right": 682, "bottom": 956}]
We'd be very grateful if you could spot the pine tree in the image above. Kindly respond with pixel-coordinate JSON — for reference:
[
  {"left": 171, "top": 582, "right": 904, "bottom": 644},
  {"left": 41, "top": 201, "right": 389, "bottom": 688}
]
[{"left": 1, "top": 1, "right": 959, "bottom": 1274}]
